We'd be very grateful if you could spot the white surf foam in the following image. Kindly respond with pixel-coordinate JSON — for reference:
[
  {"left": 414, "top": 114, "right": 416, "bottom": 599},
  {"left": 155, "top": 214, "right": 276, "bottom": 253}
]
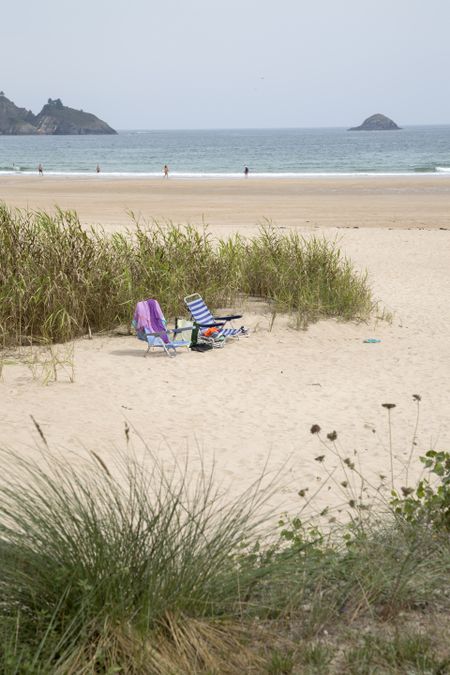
[{"left": 1, "top": 170, "right": 449, "bottom": 179}]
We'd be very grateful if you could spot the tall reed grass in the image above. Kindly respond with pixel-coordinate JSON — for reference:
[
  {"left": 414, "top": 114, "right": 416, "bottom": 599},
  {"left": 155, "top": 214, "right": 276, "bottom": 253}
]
[{"left": 0, "top": 204, "right": 373, "bottom": 346}]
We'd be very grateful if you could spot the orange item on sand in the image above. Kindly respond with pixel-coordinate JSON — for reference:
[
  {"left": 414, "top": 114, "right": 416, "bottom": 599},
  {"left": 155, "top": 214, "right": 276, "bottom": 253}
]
[{"left": 203, "top": 327, "right": 219, "bottom": 337}]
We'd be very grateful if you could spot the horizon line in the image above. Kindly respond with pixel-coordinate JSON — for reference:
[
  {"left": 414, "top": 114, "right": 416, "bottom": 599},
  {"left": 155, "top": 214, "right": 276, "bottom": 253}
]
[{"left": 113, "top": 123, "right": 450, "bottom": 132}]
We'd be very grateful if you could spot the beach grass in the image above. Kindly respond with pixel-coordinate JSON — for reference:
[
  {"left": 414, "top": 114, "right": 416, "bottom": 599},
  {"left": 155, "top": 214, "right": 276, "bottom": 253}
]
[
  {"left": 0, "top": 448, "right": 276, "bottom": 673},
  {"left": 0, "top": 204, "right": 373, "bottom": 346},
  {"left": 0, "top": 439, "right": 449, "bottom": 673}
]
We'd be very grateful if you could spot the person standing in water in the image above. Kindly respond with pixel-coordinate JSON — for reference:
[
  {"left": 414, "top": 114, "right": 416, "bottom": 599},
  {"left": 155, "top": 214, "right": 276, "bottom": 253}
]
[
  {"left": 38, "top": 163, "right": 44, "bottom": 176},
  {"left": 244, "top": 165, "right": 249, "bottom": 177},
  {"left": 163, "top": 164, "right": 169, "bottom": 178}
]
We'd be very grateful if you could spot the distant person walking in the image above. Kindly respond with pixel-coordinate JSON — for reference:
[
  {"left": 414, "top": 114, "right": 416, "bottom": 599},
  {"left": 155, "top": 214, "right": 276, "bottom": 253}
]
[
  {"left": 96, "top": 164, "right": 101, "bottom": 173},
  {"left": 244, "top": 165, "right": 249, "bottom": 177},
  {"left": 163, "top": 164, "right": 169, "bottom": 178},
  {"left": 38, "top": 163, "right": 44, "bottom": 176}
]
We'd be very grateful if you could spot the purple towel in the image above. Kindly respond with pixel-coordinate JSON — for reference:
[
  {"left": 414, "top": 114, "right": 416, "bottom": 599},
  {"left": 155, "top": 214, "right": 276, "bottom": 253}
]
[
  {"left": 147, "top": 299, "right": 169, "bottom": 343},
  {"left": 133, "top": 299, "right": 169, "bottom": 343}
]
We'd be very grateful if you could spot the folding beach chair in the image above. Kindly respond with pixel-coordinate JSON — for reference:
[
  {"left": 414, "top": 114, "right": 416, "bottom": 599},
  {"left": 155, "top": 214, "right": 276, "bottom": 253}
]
[
  {"left": 184, "top": 293, "right": 248, "bottom": 340},
  {"left": 132, "top": 299, "right": 192, "bottom": 357}
]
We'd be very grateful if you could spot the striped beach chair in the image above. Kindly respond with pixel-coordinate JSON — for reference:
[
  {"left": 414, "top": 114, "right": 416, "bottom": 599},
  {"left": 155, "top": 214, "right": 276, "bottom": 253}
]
[{"left": 184, "top": 293, "right": 248, "bottom": 340}]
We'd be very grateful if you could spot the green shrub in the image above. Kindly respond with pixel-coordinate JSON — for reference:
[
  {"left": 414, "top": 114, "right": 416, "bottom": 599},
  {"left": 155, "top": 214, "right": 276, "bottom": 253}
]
[{"left": 391, "top": 450, "right": 450, "bottom": 531}]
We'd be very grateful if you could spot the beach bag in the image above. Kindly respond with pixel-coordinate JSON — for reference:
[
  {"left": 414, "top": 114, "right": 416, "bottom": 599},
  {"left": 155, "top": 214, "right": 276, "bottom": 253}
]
[{"left": 190, "top": 343, "right": 213, "bottom": 352}]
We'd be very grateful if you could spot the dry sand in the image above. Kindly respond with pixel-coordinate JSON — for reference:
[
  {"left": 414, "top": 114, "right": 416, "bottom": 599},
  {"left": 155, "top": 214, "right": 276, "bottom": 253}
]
[{"left": 1, "top": 176, "right": 449, "bottom": 518}]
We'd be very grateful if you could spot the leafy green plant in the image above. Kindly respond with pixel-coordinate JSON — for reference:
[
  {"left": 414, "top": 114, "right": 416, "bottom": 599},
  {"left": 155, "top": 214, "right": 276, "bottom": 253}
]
[{"left": 391, "top": 450, "right": 450, "bottom": 531}]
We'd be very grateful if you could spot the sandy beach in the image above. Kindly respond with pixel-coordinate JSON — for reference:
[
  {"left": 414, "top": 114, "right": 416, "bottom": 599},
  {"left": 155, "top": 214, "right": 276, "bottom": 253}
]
[
  {"left": 1, "top": 174, "right": 450, "bottom": 232},
  {"left": 1, "top": 176, "right": 449, "bottom": 517}
]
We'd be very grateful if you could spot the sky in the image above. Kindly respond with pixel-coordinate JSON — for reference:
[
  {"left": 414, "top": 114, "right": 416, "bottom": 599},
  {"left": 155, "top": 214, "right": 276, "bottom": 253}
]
[{"left": 2, "top": 0, "right": 450, "bottom": 130}]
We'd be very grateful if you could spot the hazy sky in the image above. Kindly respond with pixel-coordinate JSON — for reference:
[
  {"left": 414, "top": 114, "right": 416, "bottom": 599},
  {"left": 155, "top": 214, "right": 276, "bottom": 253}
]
[{"left": 3, "top": 0, "right": 450, "bottom": 129}]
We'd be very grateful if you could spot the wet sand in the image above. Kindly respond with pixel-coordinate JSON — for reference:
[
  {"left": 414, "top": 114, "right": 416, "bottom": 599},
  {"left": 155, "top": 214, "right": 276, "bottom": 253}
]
[{"left": 1, "top": 174, "right": 450, "bottom": 233}]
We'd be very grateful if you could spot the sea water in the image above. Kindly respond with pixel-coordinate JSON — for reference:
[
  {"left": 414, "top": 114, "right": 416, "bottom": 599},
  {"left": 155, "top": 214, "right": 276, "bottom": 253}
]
[{"left": 0, "top": 126, "right": 449, "bottom": 177}]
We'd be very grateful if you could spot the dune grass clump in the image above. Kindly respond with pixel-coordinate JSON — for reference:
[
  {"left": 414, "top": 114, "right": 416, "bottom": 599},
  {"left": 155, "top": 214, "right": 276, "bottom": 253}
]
[
  {"left": 239, "top": 227, "right": 373, "bottom": 327},
  {"left": 0, "top": 449, "right": 277, "bottom": 673},
  {"left": 0, "top": 204, "right": 374, "bottom": 346}
]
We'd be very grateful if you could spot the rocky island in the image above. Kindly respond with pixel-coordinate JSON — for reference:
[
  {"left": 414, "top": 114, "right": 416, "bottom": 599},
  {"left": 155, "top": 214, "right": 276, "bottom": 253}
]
[
  {"left": 0, "top": 92, "right": 116, "bottom": 135},
  {"left": 349, "top": 113, "right": 400, "bottom": 131}
]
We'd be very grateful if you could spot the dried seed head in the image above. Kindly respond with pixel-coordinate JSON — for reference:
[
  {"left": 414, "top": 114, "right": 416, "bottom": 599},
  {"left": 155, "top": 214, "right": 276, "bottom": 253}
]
[
  {"left": 401, "top": 486, "right": 414, "bottom": 497},
  {"left": 412, "top": 394, "right": 422, "bottom": 402},
  {"left": 310, "top": 424, "right": 321, "bottom": 434},
  {"left": 382, "top": 403, "right": 396, "bottom": 410},
  {"left": 327, "top": 430, "right": 338, "bottom": 441},
  {"left": 315, "top": 455, "right": 325, "bottom": 463}
]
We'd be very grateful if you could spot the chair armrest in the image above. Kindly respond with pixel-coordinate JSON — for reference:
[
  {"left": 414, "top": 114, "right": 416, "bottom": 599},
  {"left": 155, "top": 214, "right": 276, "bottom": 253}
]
[
  {"left": 212, "top": 314, "right": 243, "bottom": 321},
  {"left": 133, "top": 322, "right": 164, "bottom": 338},
  {"left": 172, "top": 326, "right": 194, "bottom": 335},
  {"left": 146, "top": 331, "right": 166, "bottom": 338}
]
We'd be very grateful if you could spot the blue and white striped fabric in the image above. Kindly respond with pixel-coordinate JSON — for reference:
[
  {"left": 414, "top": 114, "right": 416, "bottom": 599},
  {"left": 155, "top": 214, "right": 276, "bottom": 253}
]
[
  {"left": 184, "top": 294, "right": 248, "bottom": 338},
  {"left": 187, "top": 296, "right": 216, "bottom": 326}
]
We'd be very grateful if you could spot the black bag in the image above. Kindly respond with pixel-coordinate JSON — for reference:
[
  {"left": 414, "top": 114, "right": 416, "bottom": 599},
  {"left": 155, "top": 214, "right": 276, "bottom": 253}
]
[{"left": 190, "top": 343, "right": 213, "bottom": 352}]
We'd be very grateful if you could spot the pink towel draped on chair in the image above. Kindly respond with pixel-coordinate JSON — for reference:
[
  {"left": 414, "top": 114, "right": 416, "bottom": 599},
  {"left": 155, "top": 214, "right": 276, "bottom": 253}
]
[{"left": 133, "top": 299, "right": 169, "bottom": 343}]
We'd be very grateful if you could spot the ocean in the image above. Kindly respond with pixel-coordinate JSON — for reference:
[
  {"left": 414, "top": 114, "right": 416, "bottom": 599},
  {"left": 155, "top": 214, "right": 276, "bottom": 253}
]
[{"left": 1, "top": 126, "right": 450, "bottom": 177}]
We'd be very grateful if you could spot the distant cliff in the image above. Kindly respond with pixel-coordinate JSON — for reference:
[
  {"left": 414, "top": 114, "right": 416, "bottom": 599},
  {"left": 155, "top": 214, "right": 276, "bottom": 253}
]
[
  {"left": 0, "top": 92, "right": 116, "bottom": 135},
  {"left": 0, "top": 93, "right": 37, "bottom": 134},
  {"left": 349, "top": 113, "right": 400, "bottom": 131}
]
